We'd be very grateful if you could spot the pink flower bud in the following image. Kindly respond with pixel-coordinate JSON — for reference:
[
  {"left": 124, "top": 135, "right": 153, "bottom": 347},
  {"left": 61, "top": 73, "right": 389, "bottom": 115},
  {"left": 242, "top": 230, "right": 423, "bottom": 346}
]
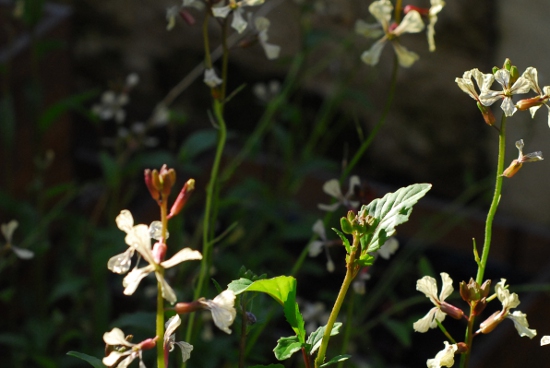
[
  {"left": 144, "top": 169, "right": 161, "bottom": 201},
  {"left": 478, "top": 310, "right": 504, "bottom": 334},
  {"left": 174, "top": 300, "right": 203, "bottom": 314},
  {"left": 516, "top": 96, "right": 545, "bottom": 111},
  {"left": 167, "top": 179, "right": 195, "bottom": 219},
  {"left": 439, "top": 301, "right": 465, "bottom": 320},
  {"left": 139, "top": 336, "right": 158, "bottom": 350},
  {"left": 152, "top": 242, "right": 167, "bottom": 263}
]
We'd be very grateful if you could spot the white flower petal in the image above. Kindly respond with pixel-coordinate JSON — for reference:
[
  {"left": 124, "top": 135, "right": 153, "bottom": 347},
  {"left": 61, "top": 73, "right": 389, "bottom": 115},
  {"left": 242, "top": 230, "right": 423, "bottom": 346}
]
[
  {"left": 103, "top": 351, "right": 130, "bottom": 367},
  {"left": 508, "top": 310, "right": 537, "bottom": 338},
  {"left": 541, "top": 335, "right": 550, "bottom": 346},
  {"left": 1, "top": 220, "right": 18, "bottom": 242},
  {"left": 126, "top": 225, "right": 155, "bottom": 265},
  {"left": 368, "top": 0, "right": 393, "bottom": 30},
  {"left": 204, "top": 290, "right": 237, "bottom": 334},
  {"left": 161, "top": 248, "right": 202, "bottom": 269},
  {"left": 413, "top": 307, "right": 438, "bottom": 333},
  {"left": 204, "top": 69, "right": 223, "bottom": 88},
  {"left": 231, "top": 8, "right": 248, "bottom": 33},
  {"left": 501, "top": 96, "right": 517, "bottom": 116},
  {"left": 212, "top": 5, "right": 231, "bottom": 18},
  {"left": 174, "top": 341, "right": 193, "bottom": 362},
  {"left": 103, "top": 327, "right": 134, "bottom": 346},
  {"left": 309, "top": 240, "right": 324, "bottom": 257},
  {"left": 393, "top": 10, "right": 424, "bottom": 36},
  {"left": 156, "top": 272, "right": 178, "bottom": 304},
  {"left": 426, "top": 341, "right": 457, "bottom": 368},
  {"left": 392, "top": 42, "right": 419, "bottom": 68},
  {"left": 355, "top": 19, "right": 384, "bottom": 39},
  {"left": 361, "top": 38, "right": 387, "bottom": 66},
  {"left": 377, "top": 237, "right": 399, "bottom": 260},
  {"left": 11, "top": 245, "right": 34, "bottom": 260},
  {"left": 164, "top": 315, "right": 182, "bottom": 346},
  {"left": 438, "top": 272, "right": 453, "bottom": 301},
  {"left": 416, "top": 275, "right": 438, "bottom": 303},
  {"left": 123, "top": 266, "right": 153, "bottom": 296},
  {"left": 108, "top": 248, "right": 135, "bottom": 274},
  {"left": 322, "top": 179, "right": 343, "bottom": 198}
]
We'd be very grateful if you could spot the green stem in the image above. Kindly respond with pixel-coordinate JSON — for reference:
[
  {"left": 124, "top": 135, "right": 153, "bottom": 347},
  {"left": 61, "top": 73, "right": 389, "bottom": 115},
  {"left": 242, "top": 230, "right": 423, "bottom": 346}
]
[
  {"left": 157, "top": 200, "right": 168, "bottom": 368},
  {"left": 185, "top": 99, "right": 227, "bottom": 343},
  {"left": 314, "top": 235, "right": 360, "bottom": 368},
  {"left": 476, "top": 114, "right": 507, "bottom": 284},
  {"left": 461, "top": 113, "right": 507, "bottom": 367}
]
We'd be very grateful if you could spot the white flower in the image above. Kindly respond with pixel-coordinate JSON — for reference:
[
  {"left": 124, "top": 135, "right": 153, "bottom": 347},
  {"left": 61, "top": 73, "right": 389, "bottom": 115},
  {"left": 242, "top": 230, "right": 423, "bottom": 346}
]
[
  {"left": 300, "top": 300, "right": 329, "bottom": 334},
  {"left": 357, "top": 0, "right": 425, "bottom": 67},
  {"left": 309, "top": 219, "right": 335, "bottom": 273},
  {"left": 541, "top": 336, "right": 550, "bottom": 346},
  {"left": 413, "top": 273, "right": 453, "bottom": 333},
  {"left": 102, "top": 328, "right": 146, "bottom": 368},
  {"left": 212, "top": 0, "right": 265, "bottom": 34},
  {"left": 426, "top": 341, "right": 457, "bottom": 368},
  {"left": 164, "top": 315, "right": 193, "bottom": 364},
  {"left": 204, "top": 68, "right": 223, "bottom": 88},
  {"left": 111, "top": 210, "right": 202, "bottom": 304},
  {"left": 427, "top": 0, "right": 445, "bottom": 52},
  {"left": 92, "top": 90, "right": 129, "bottom": 123},
  {"left": 352, "top": 268, "right": 371, "bottom": 295},
  {"left": 455, "top": 68, "right": 494, "bottom": 103},
  {"left": 376, "top": 237, "right": 399, "bottom": 260},
  {"left": 502, "top": 139, "right": 543, "bottom": 178},
  {"left": 518, "top": 66, "right": 550, "bottom": 126},
  {"left": 199, "top": 290, "right": 237, "bottom": 334},
  {"left": 479, "top": 68, "right": 531, "bottom": 116},
  {"left": 1, "top": 220, "right": 34, "bottom": 259},
  {"left": 253, "top": 80, "right": 281, "bottom": 103},
  {"left": 254, "top": 17, "right": 280, "bottom": 60},
  {"left": 491, "top": 279, "right": 536, "bottom": 338},
  {"left": 318, "top": 176, "right": 360, "bottom": 212}
]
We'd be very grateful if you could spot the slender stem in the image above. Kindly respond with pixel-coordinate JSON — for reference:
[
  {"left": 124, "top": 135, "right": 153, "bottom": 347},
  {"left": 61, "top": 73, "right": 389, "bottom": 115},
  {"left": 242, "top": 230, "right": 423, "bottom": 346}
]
[
  {"left": 220, "top": 18, "right": 230, "bottom": 106},
  {"left": 476, "top": 114, "right": 507, "bottom": 284},
  {"left": 302, "top": 347, "right": 312, "bottom": 368},
  {"left": 436, "top": 319, "right": 457, "bottom": 344},
  {"left": 238, "top": 300, "right": 247, "bottom": 368},
  {"left": 157, "top": 200, "right": 168, "bottom": 368},
  {"left": 203, "top": 13, "right": 212, "bottom": 68},
  {"left": 314, "top": 235, "right": 360, "bottom": 368},
  {"left": 185, "top": 99, "right": 227, "bottom": 342},
  {"left": 460, "top": 114, "right": 507, "bottom": 367}
]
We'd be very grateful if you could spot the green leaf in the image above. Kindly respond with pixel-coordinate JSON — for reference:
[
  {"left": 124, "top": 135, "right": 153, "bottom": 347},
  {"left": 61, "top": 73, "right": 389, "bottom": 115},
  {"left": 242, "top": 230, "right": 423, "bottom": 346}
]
[
  {"left": 66, "top": 351, "right": 104, "bottom": 368},
  {"left": 358, "top": 253, "right": 375, "bottom": 267},
  {"left": 230, "top": 276, "right": 306, "bottom": 343},
  {"left": 273, "top": 336, "right": 303, "bottom": 360},
  {"left": 319, "top": 354, "right": 351, "bottom": 367},
  {"left": 361, "top": 183, "right": 431, "bottom": 253},
  {"left": 331, "top": 228, "right": 350, "bottom": 253},
  {"left": 306, "top": 322, "right": 342, "bottom": 354}
]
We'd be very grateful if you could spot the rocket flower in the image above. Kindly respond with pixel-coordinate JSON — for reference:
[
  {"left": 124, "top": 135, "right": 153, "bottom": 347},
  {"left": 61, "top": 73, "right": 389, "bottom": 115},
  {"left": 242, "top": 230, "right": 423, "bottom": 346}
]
[
  {"left": 1, "top": 220, "right": 34, "bottom": 260},
  {"left": 357, "top": 0, "right": 425, "bottom": 67},
  {"left": 163, "top": 315, "right": 193, "bottom": 365},
  {"left": 479, "top": 67, "right": 531, "bottom": 117},
  {"left": 455, "top": 68, "right": 496, "bottom": 126},
  {"left": 517, "top": 66, "right": 550, "bottom": 126},
  {"left": 502, "top": 139, "right": 543, "bottom": 178},
  {"left": 318, "top": 176, "right": 360, "bottom": 212},
  {"left": 212, "top": 0, "right": 265, "bottom": 34},
  {"left": 102, "top": 327, "right": 157, "bottom": 368}
]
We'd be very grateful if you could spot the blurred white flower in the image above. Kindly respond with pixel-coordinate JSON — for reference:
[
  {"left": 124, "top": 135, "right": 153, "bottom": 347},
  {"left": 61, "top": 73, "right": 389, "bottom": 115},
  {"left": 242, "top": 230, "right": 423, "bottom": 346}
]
[
  {"left": 1, "top": 220, "right": 34, "bottom": 260},
  {"left": 253, "top": 80, "right": 281, "bottom": 103},
  {"left": 254, "top": 17, "right": 280, "bottom": 60},
  {"left": 102, "top": 327, "right": 155, "bottom": 368},
  {"left": 427, "top": 0, "right": 445, "bottom": 52},
  {"left": 318, "top": 176, "right": 360, "bottom": 212},
  {"left": 164, "top": 315, "right": 193, "bottom": 364},
  {"left": 541, "top": 335, "right": 550, "bottom": 346},
  {"left": 199, "top": 290, "right": 237, "bottom": 334},
  {"left": 376, "top": 237, "right": 399, "bottom": 259},
  {"left": 212, "top": 0, "right": 265, "bottom": 33},
  {"left": 204, "top": 68, "right": 223, "bottom": 88},
  {"left": 426, "top": 341, "right": 457, "bottom": 368},
  {"left": 301, "top": 300, "right": 329, "bottom": 334},
  {"left": 309, "top": 219, "right": 335, "bottom": 273},
  {"left": 357, "top": 0, "right": 424, "bottom": 67},
  {"left": 92, "top": 90, "right": 129, "bottom": 124}
]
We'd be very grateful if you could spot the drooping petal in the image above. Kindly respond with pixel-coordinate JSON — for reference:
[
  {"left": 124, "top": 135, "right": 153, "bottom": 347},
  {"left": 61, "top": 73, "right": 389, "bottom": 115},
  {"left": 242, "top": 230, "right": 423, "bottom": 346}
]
[
  {"left": 426, "top": 341, "right": 457, "bottom": 368},
  {"left": 508, "top": 310, "right": 537, "bottom": 338},
  {"left": 413, "top": 307, "right": 439, "bottom": 333},
  {"left": 108, "top": 248, "right": 135, "bottom": 274},
  {"left": 416, "top": 276, "right": 439, "bottom": 305},
  {"left": 161, "top": 248, "right": 202, "bottom": 269},
  {"left": 126, "top": 224, "right": 155, "bottom": 265},
  {"left": 123, "top": 266, "right": 154, "bottom": 296},
  {"left": 155, "top": 272, "right": 178, "bottom": 304},
  {"left": 164, "top": 315, "right": 182, "bottom": 343},
  {"left": 392, "top": 42, "right": 419, "bottom": 68},
  {"left": 361, "top": 38, "right": 387, "bottom": 66},
  {"left": 173, "top": 341, "right": 193, "bottom": 362},
  {"left": 393, "top": 10, "right": 425, "bottom": 36},
  {"left": 231, "top": 7, "right": 248, "bottom": 33},
  {"left": 501, "top": 96, "right": 517, "bottom": 116},
  {"left": 427, "top": 0, "right": 445, "bottom": 51},
  {"left": 309, "top": 240, "right": 324, "bottom": 257},
  {"left": 202, "top": 290, "right": 237, "bottom": 334},
  {"left": 212, "top": 5, "right": 231, "bottom": 18}
]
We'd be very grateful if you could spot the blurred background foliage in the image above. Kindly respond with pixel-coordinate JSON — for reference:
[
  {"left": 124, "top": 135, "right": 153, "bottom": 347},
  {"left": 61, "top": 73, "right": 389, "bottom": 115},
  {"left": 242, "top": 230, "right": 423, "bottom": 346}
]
[{"left": 2, "top": 0, "right": 550, "bottom": 367}]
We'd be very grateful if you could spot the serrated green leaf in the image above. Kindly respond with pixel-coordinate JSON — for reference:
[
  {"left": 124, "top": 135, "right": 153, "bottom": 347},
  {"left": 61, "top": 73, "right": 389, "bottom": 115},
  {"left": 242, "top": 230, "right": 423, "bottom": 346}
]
[
  {"left": 319, "top": 354, "right": 351, "bottom": 367},
  {"left": 306, "top": 322, "right": 342, "bottom": 354},
  {"left": 361, "top": 183, "right": 431, "bottom": 253},
  {"left": 66, "top": 351, "right": 104, "bottom": 368},
  {"left": 331, "top": 228, "right": 351, "bottom": 253},
  {"left": 273, "top": 336, "right": 302, "bottom": 360}
]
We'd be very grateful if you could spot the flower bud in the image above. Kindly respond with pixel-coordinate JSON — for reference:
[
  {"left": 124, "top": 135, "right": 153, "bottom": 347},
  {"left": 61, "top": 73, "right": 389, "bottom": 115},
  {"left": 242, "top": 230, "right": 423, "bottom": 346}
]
[
  {"left": 503, "top": 58, "right": 512, "bottom": 71},
  {"left": 480, "top": 279, "right": 491, "bottom": 299},
  {"left": 174, "top": 300, "right": 203, "bottom": 314},
  {"left": 456, "top": 342, "right": 468, "bottom": 354},
  {"left": 502, "top": 159, "right": 522, "bottom": 178},
  {"left": 138, "top": 337, "right": 158, "bottom": 351},
  {"left": 510, "top": 65, "right": 519, "bottom": 85},
  {"left": 516, "top": 96, "right": 545, "bottom": 111},
  {"left": 340, "top": 216, "right": 354, "bottom": 234},
  {"left": 476, "top": 102, "right": 496, "bottom": 126},
  {"left": 439, "top": 301, "right": 465, "bottom": 320},
  {"left": 152, "top": 242, "right": 167, "bottom": 263},
  {"left": 144, "top": 169, "right": 161, "bottom": 201},
  {"left": 167, "top": 179, "right": 195, "bottom": 219},
  {"left": 472, "top": 297, "right": 487, "bottom": 316},
  {"left": 478, "top": 310, "right": 504, "bottom": 334},
  {"left": 159, "top": 165, "right": 176, "bottom": 197}
]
